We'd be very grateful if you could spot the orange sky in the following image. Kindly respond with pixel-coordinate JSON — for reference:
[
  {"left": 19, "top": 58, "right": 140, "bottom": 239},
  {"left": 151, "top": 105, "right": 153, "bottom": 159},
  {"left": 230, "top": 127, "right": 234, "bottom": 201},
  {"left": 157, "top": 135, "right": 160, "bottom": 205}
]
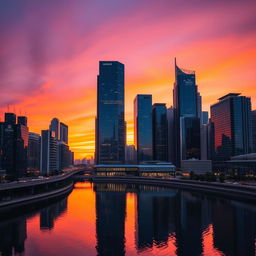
[{"left": 0, "top": 0, "right": 256, "bottom": 159}]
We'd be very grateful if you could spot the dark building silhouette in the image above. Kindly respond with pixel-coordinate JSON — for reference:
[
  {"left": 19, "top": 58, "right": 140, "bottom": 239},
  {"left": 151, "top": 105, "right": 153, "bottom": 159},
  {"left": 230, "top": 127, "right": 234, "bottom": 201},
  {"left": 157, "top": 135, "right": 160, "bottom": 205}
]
[
  {"left": 175, "top": 192, "right": 203, "bottom": 256},
  {"left": 95, "top": 187, "right": 126, "bottom": 256},
  {"left": 49, "top": 118, "right": 60, "bottom": 140},
  {"left": 210, "top": 93, "right": 253, "bottom": 160},
  {"left": 96, "top": 61, "right": 125, "bottom": 164},
  {"left": 252, "top": 110, "right": 256, "bottom": 152},
  {"left": 134, "top": 94, "right": 153, "bottom": 163},
  {"left": 0, "top": 113, "right": 28, "bottom": 177},
  {"left": 212, "top": 200, "right": 256, "bottom": 256},
  {"left": 173, "top": 59, "right": 201, "bottom": 166},
  {"left": 40, "top": 198, "right": 68, "bottom": 230},
  {"left": 28, "top": 132, "right": 41, "bottom": 171},
  {"left": 167, "top": 107, "right": 175, "bottom": 163},
  {"left": 60, "top": 122, "right": 68, "bottom": 144},
  {"left": 180, "top": 117, "right": 201, "bottom": 160},
  {"left": 0, "top": 217, "right": 27, "bottom": 256},
  {"left": 152, "top": 103, "right": 168, "bottom": 161},
  {"left": 135, "top": 191, "right": 177, "bottom": 251}
]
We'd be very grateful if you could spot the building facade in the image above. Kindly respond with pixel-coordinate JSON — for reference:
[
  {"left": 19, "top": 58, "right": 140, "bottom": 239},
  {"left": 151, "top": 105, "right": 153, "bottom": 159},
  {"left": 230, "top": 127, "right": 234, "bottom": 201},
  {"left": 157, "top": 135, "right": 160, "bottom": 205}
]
[
  {"left": 28, "top": 132, "right": 41, "bottom": 172},
  {"left": 210, "top": 93, "right": 253, "bottom": 160},
  {"left": 60, "top": 122, "right": 68, "bottom": 144},
  {"left": 134, "top": 94, "right": 153, "bottom": 163},
  {"left": 96, "top": 61, "right": 125, "bottom": 164},
  {"left": 152, "top": 103, "right": 168, "bottom": 162},
  {"left": 49, "top": 118, "right": 60, "bottom": 140},
  {"left": 40, "top": 130, "right": 57, "bottom": 175},
  {"left": 173, "top": 59, "right": 201, "bottom": 166}
]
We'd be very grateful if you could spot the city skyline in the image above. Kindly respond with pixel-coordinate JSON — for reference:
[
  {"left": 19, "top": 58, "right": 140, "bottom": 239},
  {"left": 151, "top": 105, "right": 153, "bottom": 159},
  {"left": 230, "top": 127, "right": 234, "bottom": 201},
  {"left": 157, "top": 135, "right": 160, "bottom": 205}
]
[{"left": 0, "top": 0, "right": 256, "bottom": 159}]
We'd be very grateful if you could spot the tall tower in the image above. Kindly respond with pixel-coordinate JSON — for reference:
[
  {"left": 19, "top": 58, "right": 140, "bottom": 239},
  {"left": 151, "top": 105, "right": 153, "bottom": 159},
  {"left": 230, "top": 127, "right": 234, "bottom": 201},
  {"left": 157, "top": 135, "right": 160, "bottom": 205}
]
[
  {"left": 210, "top": 93, "right": 253, "bottom": 160},
  {"left": 173, "top": 59, "right": 201, "bottom": 166},
  {"left": 49, "top": 118, "right": 60, "bottom": 140},
  {"left": 96, "top": 61, "right": 125, "bottom": 164},
  {"left": 134, "top": 94, "right": 153, "bottom": 163},
  {"left": 152, "top": 103, "right": 168, "bottom": 162}
]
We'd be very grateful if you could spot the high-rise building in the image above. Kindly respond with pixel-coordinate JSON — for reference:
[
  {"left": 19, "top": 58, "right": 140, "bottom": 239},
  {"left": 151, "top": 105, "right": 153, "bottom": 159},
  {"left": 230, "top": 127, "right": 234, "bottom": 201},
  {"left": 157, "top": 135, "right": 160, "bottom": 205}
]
[
  {"left": 15, "top": 118, "right": 29, "bottom": 177},
  {"left": 167, "top": 107, "right": 175, "bottom": 163},
  {"left": 60, "top": 122, "right": 68, "bottom": 144},
  {"left": 0, "top": 113, "right": 28, "bottom": 177},
  {"left": 40, "top": 130, "right": 57, "bottom": 175},
  {"left": 96, "top": 61, "right": 125, "bottom": 164},
  {"left": 18, "top": 116, "right": 28, "bottom": 126},
  {"left": 252, "top": 110, "right": 256, "bottom": 152},
  {"left": 49, "top": 118, "right": 60, "bottom": 140},
  {"left": 173, "top": 59, "right": 201, "bottom": 166},
  {"left": 134, "top": 94, "right": 153, "bottom": 163},
  {"left": 201, "top": 111, "right": 209, "bottom": 125},
  {"left": 152, "top": 103, "right": 168, "bottom": 162},
  {"left": 28, "top": 132, "right": 41, "bottom": 171},
  {"left": 180, "top": 116, "right": 201, "bottom": 160},
  {"left": 210, "top": 93, "right": 253, "bottom": 160}
]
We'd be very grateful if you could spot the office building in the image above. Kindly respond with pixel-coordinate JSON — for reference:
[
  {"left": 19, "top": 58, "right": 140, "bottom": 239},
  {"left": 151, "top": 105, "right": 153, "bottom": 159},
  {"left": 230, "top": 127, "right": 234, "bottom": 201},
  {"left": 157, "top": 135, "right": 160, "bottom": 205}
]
[
  {"left": 49, "top": 118, "right": 60, "bottom": 140},
  {"left": 173, "top": 59, "right": 201, "bottom": 166},
  {"left": 0, "top": 113, "right": 28, "bottom": 177},
  {"left": 201, "top": 111, "right": 209, "bottom": 125},
  {"left": 167, "top": 107, "right": 175, "bottom": 163},
  {"left": 96, "top": 61, "right": 125, "bottom": 164},
  {"left": 60, "top": 122, "right": 68, "bottom": 144},
  {"left": 40, "top": 130, "right": 57, "bottom": 175},
  {"left": 210, "top": 93, "right": 253, "bottom": 160},
  {"left": 252, "top": 110, "right": 256, "bottom": 152},
  {"left": 152, "top": 103, "right": 168, "bottom": 162},
  {"left": 28, "top": 132, "right": 41, "bottom": 172},
  {"left": 134, "top": 94, "right": 153, "bottom": 163}
]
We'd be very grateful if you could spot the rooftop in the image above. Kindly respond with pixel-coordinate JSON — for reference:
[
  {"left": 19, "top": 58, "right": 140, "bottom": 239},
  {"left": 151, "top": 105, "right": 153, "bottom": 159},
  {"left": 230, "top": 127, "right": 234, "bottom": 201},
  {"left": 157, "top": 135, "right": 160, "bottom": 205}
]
[{"left": 218, "top": 93, "right": 241, "bottom": 101}]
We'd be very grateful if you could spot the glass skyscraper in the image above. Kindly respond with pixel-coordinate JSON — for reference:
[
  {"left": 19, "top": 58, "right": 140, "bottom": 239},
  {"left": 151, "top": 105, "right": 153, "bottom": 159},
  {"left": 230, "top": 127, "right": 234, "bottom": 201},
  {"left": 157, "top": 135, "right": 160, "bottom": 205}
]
[
  {"left": 211, "top": 93, "right": 253, "bottom": 160},
  {"left": 152, "top": 103, "right": 168, "bottom": 162},
  {"left": 134, "top": 94, "right": 153, "bottom": 163},
  {"left": 96, "top": 61, "right": 125, "bottom": 164},
  {"left": 173, "top": 59, "right": 201, "bottom": 166}
]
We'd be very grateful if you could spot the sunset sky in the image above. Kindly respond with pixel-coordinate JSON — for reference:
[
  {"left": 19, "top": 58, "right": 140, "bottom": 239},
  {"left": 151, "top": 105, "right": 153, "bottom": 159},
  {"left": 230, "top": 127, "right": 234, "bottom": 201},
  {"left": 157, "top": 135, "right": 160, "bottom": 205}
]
[{"left": 0, "top": 0, "right": 256, "bottom": 159}]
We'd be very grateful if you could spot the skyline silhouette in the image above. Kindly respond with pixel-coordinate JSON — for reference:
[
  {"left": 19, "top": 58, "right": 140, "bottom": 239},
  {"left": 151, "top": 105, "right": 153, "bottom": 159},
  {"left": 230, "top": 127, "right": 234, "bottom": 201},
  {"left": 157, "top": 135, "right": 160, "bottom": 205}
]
[{"left": 0, "top": 0, "right": 256, "bottom": 159}]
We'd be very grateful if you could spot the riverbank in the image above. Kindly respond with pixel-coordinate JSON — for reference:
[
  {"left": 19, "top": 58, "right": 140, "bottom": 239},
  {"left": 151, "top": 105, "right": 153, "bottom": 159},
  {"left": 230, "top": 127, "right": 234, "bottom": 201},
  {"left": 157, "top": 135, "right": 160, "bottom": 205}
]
[{"left": 91, "top": 176, "right": 256, "bottom": 203}]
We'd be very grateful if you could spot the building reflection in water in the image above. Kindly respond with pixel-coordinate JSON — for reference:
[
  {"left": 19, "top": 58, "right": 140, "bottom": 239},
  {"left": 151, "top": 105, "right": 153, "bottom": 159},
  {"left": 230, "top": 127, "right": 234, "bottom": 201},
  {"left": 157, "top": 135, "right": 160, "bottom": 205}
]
[
  {"left": 0, "top": 197, "right": 67, "bottom": 256},
  {"left": 0, "top": 217, "right": 27, "bottom": 256},
  {"left": 40, "top": 197, "right": 68, "bottom": 230},
  {"left": 94, "top": 183, "right": 256, "bottom": 256},
  {"left": 94, "top": 184, "right": 126, "bottom": 256},
  {"left": 0, "top": 183, "right": 255, "bottom": 256}
]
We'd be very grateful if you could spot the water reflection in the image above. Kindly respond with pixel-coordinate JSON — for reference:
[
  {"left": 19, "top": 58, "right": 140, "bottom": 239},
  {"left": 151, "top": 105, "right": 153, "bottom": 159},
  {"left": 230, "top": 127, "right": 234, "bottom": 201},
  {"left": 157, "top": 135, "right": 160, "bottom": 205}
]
[{"left": 0, "top": 182, "right": 255, "bottom": 256}]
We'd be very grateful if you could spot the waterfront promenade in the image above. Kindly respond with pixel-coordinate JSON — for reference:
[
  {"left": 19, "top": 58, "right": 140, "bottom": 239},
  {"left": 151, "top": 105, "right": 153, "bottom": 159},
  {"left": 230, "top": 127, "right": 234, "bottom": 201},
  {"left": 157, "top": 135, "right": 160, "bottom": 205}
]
[{"left": 90, "top": 176, "right": 256, "bottom": 203}]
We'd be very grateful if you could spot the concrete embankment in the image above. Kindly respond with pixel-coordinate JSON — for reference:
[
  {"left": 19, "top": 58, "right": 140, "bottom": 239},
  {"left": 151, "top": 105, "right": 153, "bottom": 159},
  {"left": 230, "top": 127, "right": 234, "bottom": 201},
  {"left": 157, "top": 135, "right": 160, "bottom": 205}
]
[
  {"left": 91, "top": 176, "right": 256, "bottom": 203},
  {"left": 0, "top": 183, "right": 73, "bottom": 212}
]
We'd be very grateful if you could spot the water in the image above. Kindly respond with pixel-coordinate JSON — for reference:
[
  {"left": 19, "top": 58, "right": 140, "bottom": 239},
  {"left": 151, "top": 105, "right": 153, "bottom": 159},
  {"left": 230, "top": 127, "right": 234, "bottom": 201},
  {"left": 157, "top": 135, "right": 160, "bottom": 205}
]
[{"left": 0, "top": 181, "right": 255, "bottom": 256}]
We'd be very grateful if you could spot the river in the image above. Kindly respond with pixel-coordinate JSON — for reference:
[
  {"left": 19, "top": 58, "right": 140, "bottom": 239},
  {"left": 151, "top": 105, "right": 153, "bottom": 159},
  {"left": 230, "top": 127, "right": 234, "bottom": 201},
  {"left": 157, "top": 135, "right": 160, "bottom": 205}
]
[{"left": 0, "top": 181, "right": 255, "bottom": 256}]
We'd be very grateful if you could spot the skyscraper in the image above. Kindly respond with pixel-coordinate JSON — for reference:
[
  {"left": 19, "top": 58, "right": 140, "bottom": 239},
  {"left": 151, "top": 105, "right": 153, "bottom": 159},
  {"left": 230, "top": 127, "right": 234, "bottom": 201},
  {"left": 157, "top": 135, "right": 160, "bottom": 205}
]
[
  {"left": 173, "top": 59, "right": 201, "bottom": 166},
  {"left": 40, "top": 130, "right": 57, "bottom": 174},
  {"left": 28, "top": 132, "right": 41, "bottom": 171},
  {"left": 96, "top": 61, "right": 125, "bottom": 164},
  {"left": 0, "top": 113, "right": 28, "bottom": 177},
  {"left": 134, "top": 94, "right": 153, "bottom": 163},
  {"left": 60, "top": 122, "right": 68, "bottom": 144},
  {"left": 210, "top": 93, "right": 253, "bottom": 160},
  {"left": 152, "top": 103, "right": 168, "bottom": 162},
  {"left": 49, "top": 118, "right": 60, "bottom": 140},
  {"left": 252, "top": 110, "right": 256, "bottom": 152}
]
